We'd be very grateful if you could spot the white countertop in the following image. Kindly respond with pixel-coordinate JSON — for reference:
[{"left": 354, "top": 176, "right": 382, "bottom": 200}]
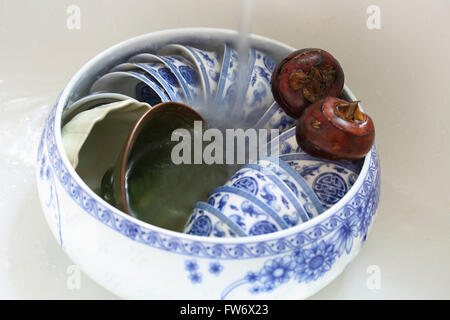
[{"left": 0, "top": 0, "right": 449, "bottom": 299}]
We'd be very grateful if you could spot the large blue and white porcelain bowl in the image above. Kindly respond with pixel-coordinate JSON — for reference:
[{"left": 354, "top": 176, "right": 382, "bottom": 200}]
[{"left": 36, "top": 28, "right": 380, "bottom": 299}]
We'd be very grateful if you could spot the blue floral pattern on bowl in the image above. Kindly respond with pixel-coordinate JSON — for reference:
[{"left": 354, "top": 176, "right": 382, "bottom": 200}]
[
  {"left": 257, "top": 157, "right": 325, "bottom": 219},
  {"left": 239, "top": 49, "right": 276, "bottom": 126},
  {"left": 125, "top": 54, "right": 187, "bottom": 102},
  {"left": 157, "top": 44, "right": 221, "bottom": 104},
  {"left": 183, "top": 45, "right": 222, "bottom": 101},
  {"left": 280, "top": 154, "right": 360, "bottom": 209},
  {"left": 137, "top": 63, "right": 185, "bottom": 102},
  {"left": 110, "top": 62, "right": 185, "bottom": 103},
  {"left": 207, "top": 186, "right": 288, "bottom": 236},
  {"left": 225, "top": 164, "right": 310, "bottom": 227},
  {"left": 129, "top": 53, "right": 201, "bottom": 105},
  {"left": 183, "top": 202, "right": 247, "bottom": 238}
]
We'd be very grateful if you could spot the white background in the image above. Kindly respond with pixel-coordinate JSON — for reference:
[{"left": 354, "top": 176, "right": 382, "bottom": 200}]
[{"left": 0, "top": 0, "right": 449, "bottom": 299}]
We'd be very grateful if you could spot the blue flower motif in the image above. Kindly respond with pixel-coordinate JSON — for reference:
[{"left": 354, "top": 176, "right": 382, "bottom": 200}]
[
  {"left": 299, "top": 164, "right": 322, "bottom": 178},
  {"left": 248, "top": 220, "right": 278, "bottom": 236},
  {"left": 273, "top": 115, "right": 295, "bottom": 131},
  {"left": 187, "top": 213, "right": 212, "bottom": 237},
  {"left": 209, "top": 262, "right": 223, "bottom": 275},
  {"left": 185, "top": 260, "right": 199, "bottom": 273},
  {"left": 294, "top": 241, "right": 338, "bottom": 283},
  {"left": 39, "top": 156, "right": 46, "bottom": 179},
  {"left": 120, "top": 220, "right": 139, "bottom": 239},
  {"left": 249, "top": 285, "right": 262, "bottom": 294},
  {"left": 280, "top": 142, "right": 292, "bottom": 154},
  {"left": 212, "top": 223, "right": 226, "bottom": 238},
  {"left": 292, "top": 248, "right": 302, "bottom": 259},
  {"left": 229, "top": 214, "right": 246, "bottom": 230},
  {"left": 245, "top": 271, "right": 259, "bottom": 283},
  {"left": 217, "top": 194, "right": 229, "bottom": 211},
  {"left": 356, "top": 189, "right": 376, "bottom": 238},
  {"left": 189, "top": 272, "right": 202, "bottom": 284},
  {"left": 158, "top": 67, "right": 179, "bottom": 87},
  {"left": 257, "top": 65, "right": 271, "bottom": 83},
  {"left": 259, "top": 256, "right": 295, "bottom": 289},
  {"left": 45, "top": 167, "right": 51, "bottom": 180},
  {"left": 241, "top": 201, "right": 265, "bottom": 218},
  {"left": 179, "top": 65, "right": 199, "bottom": 86},
  {"left": 330, "top": 215, "right": 359, "bottom": 256},
  {"left": 263, "top": 55, "right": 276, "bottom": 71},
  {"left": 232, "top": 177, "right": 259, "bottom": 195},
  {"left": 260, "top": 184, "right": 277, "bottom": 208}
]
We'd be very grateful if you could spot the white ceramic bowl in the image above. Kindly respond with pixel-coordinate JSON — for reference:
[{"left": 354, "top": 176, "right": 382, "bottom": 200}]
[{"left": 36, "top": 28, "right": 380, "bottom": 299}]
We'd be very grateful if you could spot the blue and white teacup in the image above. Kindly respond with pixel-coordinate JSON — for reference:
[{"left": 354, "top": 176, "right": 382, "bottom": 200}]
[
  {"left": 267, "top": 127, "right": 306, "bottom": 156},
  {"left": 225, "top": 164, "right": 310, "bottom": 227},
  {"left": 207, "top": 186, "right": 288, "bottom": 236},
  {"left": 158, "top": 44, "right": 222, "bottom": 103},
  {"left": 280, "top": 153, "right": 360, "bottom": 209},
  {"left": 257, "top": 156, "right": 325, "bottom": 219},
  {"left": 183, "top": 202, "right": 247, "bottom": 238},
  {"left": 111, "top": 62, "right": 185, "bottom": 103},
  {"left": 254, "top": 101, "right": 296, "bottom": 141},
  {"left": 214, "top": 43, "right": 239, "bottom": 112},
  {"left": 90, "top": 71, "right": 170, "bottom": 106},
  {"left": 238, "top": 49, "right": 276, "bottom": 127},
  {"left": 129, "top": 53, "right": 202, "bottom": 106}
]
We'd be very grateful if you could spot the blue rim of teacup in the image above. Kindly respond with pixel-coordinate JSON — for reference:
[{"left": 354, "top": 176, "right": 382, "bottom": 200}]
[
  {"left": 254, "top": 101, "right": 296, "bottom": 133},
  {"left": 215, "top": 43, "right": 232, "bottom": 106},
  {"left": 157, "top": 55, "right": 199, "bottom": 104},
  {"left": 184, "top": 46, "right": 214, "bottom": 98},
  {"left": 129, "top": 53, "right": 196, "bottom": 104},
  {"left": 193, "top": 202, "right": 248, "bottom": 237},
  {"left": 241, "top": 48, "right": 257, "bottom": 105},
  {"left": 128, "top": 71, "right": 171, "bottom": 103},
  {"left": 112, "top": 62, "right": 183, "bottom": 102},
  {"left": 90, "top": 71, "right": 170, "bottom": 104},
  {"left": 135, "top": 63, "right": 181, "bottom": 102},
  {"left": 254, "top": 101, "right": 279, "bottom": 129},
  {"left": 279, "top": 153, "right": 361, "bottom": 174},
  {"left": 266, "top": 126, "right": 298, "bottom": 152},
  {"left": 245, "top": 164, "right": 310, "bottom": 223},
  {"left": 208, "top": 185, "right": 289, "bottom": 230},
  {"left": 157, "top": 44, "right": 210, "bottom": 102},
  {"left": 258, "top": 156, "right": 325, "bottom": 214}
]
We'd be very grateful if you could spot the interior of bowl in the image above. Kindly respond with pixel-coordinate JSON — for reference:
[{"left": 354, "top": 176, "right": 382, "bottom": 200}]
[{"left": 53, "top": 27, "right": 371, "bottom": 242}]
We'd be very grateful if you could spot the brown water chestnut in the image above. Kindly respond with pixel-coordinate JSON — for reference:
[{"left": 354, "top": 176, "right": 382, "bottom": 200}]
[
  {"left": 296, "top": 97, "right": 375, "bottom": 161},
  {"left": 271, "top": 48, "right": 344, "bottom": 118}
]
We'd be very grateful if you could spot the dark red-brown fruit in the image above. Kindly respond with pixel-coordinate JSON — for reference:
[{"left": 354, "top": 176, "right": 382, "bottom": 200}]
[
  {"left": 271, "top": 48, "right": 344, "bottom": 119},
  {"left": 296, "top": 97, "right": 375, "bottom": 161}
]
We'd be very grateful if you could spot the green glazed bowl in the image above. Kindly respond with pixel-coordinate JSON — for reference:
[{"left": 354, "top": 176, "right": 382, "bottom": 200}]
[{"left": 102, "top": 102, "right": 230, "bottom": 231}]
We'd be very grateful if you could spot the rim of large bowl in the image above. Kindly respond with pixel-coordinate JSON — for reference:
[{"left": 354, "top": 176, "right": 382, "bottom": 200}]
[{"left": 52, "top": 27, "right": 374, "bottom": 245}]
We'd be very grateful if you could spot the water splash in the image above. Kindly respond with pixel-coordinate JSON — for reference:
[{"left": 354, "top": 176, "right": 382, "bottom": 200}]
[{"left": 229, "top": 0, "right": 253, "bottom": 129}]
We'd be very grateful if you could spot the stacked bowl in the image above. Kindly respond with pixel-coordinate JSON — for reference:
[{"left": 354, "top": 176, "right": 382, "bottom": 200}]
[{"left": 36, "top": 28, "right": 380, "bottom": 299}]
